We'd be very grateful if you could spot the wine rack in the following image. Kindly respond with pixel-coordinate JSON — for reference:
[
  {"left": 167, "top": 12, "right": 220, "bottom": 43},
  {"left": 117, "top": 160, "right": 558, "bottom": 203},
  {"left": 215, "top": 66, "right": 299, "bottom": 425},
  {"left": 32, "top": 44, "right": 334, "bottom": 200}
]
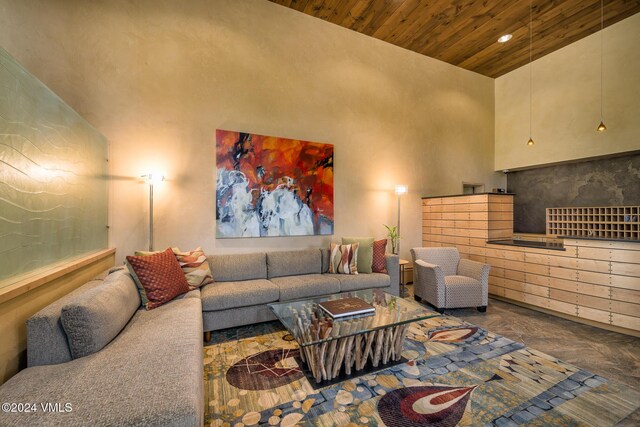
[{"left": 546, "top": 206, "right": 640, "bottom": 240}]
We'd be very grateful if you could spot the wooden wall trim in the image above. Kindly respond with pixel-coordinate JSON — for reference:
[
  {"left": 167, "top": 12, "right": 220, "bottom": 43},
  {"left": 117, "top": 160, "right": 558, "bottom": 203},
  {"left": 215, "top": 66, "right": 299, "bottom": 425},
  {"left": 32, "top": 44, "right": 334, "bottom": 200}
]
[{"left": 0, "top": 249, "right": 116, "bottom": 305}]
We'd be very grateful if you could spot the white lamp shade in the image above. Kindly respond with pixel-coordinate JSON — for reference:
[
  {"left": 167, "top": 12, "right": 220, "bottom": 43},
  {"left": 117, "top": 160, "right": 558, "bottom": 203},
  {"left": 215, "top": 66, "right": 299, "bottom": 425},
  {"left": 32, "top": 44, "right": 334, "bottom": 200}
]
[
  {"left": 395, "top": 184, "right": 408, "bottom": 195},
  {"left": 144, "top": 172, "right": 165, "bottom": 185}
]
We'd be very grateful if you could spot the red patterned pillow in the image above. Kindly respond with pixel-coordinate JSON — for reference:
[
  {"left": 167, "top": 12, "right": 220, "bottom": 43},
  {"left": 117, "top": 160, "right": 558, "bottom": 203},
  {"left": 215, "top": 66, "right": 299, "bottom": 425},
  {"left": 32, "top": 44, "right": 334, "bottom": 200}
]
[
  {"left": 372, "top": 239, "right": 388, "bottom": 273},
  {"left": 126, "top": 248, "right": 190, "bottom": 310}
]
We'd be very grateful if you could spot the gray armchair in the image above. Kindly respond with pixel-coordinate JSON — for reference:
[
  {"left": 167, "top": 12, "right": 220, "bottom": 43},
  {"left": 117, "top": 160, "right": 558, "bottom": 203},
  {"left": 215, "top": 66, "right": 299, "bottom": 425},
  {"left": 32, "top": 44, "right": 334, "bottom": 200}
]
[{"left": 410, "top": 247, "right": 490, "bottom": 313}]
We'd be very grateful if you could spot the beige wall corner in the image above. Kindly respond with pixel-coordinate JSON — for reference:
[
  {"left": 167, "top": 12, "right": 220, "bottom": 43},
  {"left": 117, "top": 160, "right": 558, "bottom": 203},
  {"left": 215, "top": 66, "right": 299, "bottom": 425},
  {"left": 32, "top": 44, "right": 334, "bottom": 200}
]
[{"left": 495, "top": 13, "right": 640, "bottom": 171}]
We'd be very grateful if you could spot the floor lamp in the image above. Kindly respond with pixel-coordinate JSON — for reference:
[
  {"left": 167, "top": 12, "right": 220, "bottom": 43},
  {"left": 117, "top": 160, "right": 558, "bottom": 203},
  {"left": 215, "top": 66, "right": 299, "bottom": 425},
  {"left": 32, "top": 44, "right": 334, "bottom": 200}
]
[
  {"left": 142, "top": 172, "right": 165, "bottom": 251},
  {"left": 394, "top": 184, "right": 408, "bottom": 255}
]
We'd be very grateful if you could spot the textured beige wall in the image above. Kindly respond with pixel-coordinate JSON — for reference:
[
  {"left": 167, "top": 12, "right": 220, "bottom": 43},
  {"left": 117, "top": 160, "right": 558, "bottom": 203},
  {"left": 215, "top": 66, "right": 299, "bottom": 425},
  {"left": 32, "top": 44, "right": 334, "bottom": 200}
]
[
  {"left": 495, "top": 13, "right": 640, "bottom": 171},
  {"left": 0, "top": 0, "right": 503, "bottom": 262}
]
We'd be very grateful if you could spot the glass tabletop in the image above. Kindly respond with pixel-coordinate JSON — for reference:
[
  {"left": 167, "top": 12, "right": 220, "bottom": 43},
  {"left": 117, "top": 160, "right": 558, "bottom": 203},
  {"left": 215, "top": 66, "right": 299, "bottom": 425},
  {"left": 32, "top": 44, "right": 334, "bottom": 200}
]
[{"left": 268, "top": 289, "right": 440, "bottom": 347}]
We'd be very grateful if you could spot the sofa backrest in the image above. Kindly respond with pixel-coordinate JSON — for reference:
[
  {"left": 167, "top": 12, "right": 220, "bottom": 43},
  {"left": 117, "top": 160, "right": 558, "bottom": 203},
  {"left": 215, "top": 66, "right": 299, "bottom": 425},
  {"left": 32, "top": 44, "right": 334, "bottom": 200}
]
[
  {"left": 27, "top": 279, "right": 103, "bottom": 367},
  {"left": 61, "top": 268, "right": 141, "bottom": 359},
  {"left": 26, "top": 267, "right": 139, "bottom": 367},
  {"left": 207, "top": 253, "right": 267, "bottom": 282},
  {"left": 320, "top": 248, "right": 331, "bottom": 273},
  {"left": 267, "top": 249, "right": 322, "bottom": 278}
]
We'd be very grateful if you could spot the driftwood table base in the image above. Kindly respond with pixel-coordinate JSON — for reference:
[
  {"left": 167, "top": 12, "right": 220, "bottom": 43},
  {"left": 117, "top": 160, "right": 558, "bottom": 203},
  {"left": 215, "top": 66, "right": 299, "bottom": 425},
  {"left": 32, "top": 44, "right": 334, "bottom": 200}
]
[{"left": 298, "top": 323, "right": 410, "bottom": 385}]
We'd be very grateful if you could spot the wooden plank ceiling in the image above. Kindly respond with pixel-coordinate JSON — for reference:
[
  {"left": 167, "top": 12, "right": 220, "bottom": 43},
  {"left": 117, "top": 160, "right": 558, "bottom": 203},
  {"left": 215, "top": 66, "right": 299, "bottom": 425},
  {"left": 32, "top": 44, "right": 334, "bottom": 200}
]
[{"left": 269, "top": 0, "right": 640, "bottom": 78}]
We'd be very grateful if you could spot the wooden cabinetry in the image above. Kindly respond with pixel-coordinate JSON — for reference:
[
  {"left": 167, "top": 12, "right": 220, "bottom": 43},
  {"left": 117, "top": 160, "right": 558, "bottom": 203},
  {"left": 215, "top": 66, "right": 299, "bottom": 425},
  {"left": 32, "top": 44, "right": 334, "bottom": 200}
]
[
  {"left": 421, "top": 193, "right": 640, "bottom": 335},
  {"left": 422, "top": 194, "right": 514, "bottom": 259},
  {"left": 486, "top": 239, "right": 640, "bottom": 333}
]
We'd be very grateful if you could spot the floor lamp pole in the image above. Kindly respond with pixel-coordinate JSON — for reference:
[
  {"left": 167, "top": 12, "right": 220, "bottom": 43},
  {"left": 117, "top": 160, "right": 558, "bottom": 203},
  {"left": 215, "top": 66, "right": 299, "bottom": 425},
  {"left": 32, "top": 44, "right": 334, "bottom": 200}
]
[
  {"left": 397, "top": 194, "right": 401, "bottom": 256},
  {"left": 149, "top": 182, "right": 154, "bottom": 251}
]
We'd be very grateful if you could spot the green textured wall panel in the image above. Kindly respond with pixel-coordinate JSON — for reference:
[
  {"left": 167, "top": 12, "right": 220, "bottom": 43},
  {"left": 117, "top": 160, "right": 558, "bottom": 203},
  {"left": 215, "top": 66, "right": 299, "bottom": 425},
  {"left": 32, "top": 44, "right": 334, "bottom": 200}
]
[{"left": 0, "top": 48, "right": 108, "bottom": 283}]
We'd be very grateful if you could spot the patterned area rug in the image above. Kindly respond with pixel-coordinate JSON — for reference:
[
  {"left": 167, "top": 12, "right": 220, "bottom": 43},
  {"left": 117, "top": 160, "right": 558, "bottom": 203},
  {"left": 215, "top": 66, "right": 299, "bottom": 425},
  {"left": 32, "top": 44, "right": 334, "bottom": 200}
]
[{"left": 204, "top": 315, "right": 639, "bottom": 426}]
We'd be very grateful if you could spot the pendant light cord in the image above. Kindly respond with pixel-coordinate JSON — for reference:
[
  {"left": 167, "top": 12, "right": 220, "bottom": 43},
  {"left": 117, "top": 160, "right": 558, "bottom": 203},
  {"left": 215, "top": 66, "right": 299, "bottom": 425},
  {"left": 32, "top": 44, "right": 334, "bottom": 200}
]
[
  {"left": 529, "top": 0, "right": 533, "bottom": 140},
  {"left": 600, "top": 0, "right": 604, "bottom": 121}
]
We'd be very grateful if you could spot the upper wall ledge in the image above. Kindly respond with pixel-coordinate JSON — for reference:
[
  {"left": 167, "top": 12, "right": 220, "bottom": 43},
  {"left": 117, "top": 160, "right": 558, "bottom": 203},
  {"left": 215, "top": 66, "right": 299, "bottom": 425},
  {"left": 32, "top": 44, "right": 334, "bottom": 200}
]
[{"left": 0, "top": 248, "right": 116, "bottom": 304}]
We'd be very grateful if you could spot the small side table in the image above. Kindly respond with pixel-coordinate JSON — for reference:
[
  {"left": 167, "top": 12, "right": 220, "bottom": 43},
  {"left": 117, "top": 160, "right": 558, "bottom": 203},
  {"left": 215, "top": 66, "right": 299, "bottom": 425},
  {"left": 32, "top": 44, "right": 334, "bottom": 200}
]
[{"left": 399, "top": 259, "right": 413, "bottom": 297}]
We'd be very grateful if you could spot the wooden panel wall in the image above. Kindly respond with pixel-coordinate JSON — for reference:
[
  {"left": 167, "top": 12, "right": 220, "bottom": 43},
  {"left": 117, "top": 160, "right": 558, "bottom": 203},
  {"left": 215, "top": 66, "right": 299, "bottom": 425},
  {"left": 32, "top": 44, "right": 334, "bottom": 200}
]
[
  {"left": 422, "top": 194, "right": 514, "bottom": 258},
  {"left": 422, "top": 194, "right": 640, "bottom": 335}
]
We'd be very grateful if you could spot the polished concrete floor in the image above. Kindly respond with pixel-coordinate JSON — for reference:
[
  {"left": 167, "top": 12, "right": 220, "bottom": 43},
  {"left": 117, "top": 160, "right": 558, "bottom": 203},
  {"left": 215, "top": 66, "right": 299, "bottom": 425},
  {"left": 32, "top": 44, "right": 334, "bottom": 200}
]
[{"left": 404, "top": 285, "right": 640, "bottom": 426}]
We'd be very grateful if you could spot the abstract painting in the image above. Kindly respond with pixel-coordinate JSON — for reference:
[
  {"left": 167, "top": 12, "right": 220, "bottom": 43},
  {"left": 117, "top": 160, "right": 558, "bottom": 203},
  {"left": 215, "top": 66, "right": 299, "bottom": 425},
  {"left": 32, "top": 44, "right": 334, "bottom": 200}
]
[{"left": 216, "top": 130, "right": 334, "bottom": 238}]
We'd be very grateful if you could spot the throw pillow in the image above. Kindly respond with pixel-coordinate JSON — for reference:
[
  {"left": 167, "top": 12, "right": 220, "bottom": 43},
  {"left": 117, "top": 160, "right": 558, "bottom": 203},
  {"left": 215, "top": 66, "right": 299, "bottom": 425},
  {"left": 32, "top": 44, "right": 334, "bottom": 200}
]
[
  {"left": 342, "top": 237, "right": 374, "bottom": 274},
  {"left": 126, "top": 248, "right": 190, "bottom": 310},
  {"left": 173, "top": 247, "right": 214, "bottom": 290},
  {"left": 129, "top": 247, "right": 214, "bottom": 294},
  {"left": 125, "top": 260, "right": 151, "bottom": 307},
  {"left": 372, "top": 239, "right": 388, "bottom": 273},
  {"left": 329, "top": 243, "right": 359, "bottom": 274}
]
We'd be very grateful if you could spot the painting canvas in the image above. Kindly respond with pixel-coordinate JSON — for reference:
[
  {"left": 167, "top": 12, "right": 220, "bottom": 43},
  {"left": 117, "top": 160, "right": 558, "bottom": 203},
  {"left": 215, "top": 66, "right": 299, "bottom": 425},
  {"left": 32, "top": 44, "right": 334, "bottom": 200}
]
[{"left": 216, "top": 130, "right": 334, "bottom": 238}]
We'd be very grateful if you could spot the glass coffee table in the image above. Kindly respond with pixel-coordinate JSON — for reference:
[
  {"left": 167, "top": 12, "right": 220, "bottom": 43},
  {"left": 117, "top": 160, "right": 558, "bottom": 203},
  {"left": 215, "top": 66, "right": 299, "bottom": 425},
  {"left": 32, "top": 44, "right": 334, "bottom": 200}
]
[{"left": 268, "top": 289, "right": 440, "bottom": 385}]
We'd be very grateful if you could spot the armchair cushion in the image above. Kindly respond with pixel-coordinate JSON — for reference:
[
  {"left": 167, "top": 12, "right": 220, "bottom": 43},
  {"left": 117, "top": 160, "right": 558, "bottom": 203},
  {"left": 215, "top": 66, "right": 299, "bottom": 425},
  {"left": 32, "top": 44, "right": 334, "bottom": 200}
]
[{"left": 444, "top": 276, "right": 484, "bottom": 308}]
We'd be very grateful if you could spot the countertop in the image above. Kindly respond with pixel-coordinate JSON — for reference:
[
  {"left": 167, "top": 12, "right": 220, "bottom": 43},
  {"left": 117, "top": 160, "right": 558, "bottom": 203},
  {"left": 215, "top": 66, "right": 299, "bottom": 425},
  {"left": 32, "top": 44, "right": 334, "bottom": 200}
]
[
  {"left": 422, "top": 192, "right": 514, "bottom": 199},
  {"left": 486, "top": 239, "right": 566, "bottom": 251}
]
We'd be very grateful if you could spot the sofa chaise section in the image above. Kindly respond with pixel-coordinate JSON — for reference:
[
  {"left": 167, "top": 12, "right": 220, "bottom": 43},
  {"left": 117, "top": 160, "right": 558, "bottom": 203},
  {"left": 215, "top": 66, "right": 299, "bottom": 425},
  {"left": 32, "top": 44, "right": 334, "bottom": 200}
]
[{"left": 0, "top": 269, "right": 204, "bottom": 427}]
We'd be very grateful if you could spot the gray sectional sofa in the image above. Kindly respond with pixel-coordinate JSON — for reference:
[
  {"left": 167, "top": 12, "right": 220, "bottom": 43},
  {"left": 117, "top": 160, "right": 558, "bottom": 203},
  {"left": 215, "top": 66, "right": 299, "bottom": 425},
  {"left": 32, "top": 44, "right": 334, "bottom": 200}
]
[
  {"left": 0, "top": 248, "right": 398, "bottom": 426},
  {"left": 202, "top": 248, "right": 399, "bottom": 332}
]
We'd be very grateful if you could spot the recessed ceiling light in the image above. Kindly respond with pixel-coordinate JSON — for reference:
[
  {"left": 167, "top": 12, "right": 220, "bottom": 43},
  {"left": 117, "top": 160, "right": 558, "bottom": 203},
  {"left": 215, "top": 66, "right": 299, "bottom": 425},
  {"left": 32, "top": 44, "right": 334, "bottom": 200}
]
[{"left": 497, "top": 34, "right": 513, "bottom": 43}]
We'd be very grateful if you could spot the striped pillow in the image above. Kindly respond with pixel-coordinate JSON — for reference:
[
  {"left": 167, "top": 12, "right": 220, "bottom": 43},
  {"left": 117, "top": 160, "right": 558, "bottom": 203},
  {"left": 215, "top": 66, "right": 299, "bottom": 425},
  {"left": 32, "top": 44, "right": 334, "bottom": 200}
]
[
  {"left": 173, "top": 247, "right": 214, "bottom": 290},
  {"left": 329, "top": 243, "right": 359, "bottom": 274}
]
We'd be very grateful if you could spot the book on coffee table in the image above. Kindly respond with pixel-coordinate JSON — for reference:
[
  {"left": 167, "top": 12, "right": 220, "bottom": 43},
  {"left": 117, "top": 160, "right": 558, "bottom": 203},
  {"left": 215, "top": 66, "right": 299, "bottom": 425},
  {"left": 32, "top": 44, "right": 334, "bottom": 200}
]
[{"left": 318, "top": 297, "right": 375, "bottom": 318}]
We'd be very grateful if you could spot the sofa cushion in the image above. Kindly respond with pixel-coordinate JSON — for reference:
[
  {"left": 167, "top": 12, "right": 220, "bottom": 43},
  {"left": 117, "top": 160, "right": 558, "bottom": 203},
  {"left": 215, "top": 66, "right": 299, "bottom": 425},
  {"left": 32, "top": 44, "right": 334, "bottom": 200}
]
[
  {"left": 342, "top": 237, "right": 374, "bottom": 273},
  {"left": 201, "top": 279, "right": 279, "bottom": 311},
  {"left": 267, "top": 249, "right": 321, "bottom": 278},
  {"left": 126, "top": 248, "right": 191, "bottom": 310},
  {"left": 61, "top": 269, "right": 140, "bottom": 359},
  {"left": 329, "top": 243, "right": 359, "bottom": 274},
  {"left": 444, "top": 275, "right": 483, "bottom": 307},
  {"left": 207, "top": 252, "right": 267, "bottom": 281},
  {"left": 325, "top": 273, "right": 390, "bottom": 292},
  {"left": 272, "top": 274, "right": 340, "bottom": 301}
]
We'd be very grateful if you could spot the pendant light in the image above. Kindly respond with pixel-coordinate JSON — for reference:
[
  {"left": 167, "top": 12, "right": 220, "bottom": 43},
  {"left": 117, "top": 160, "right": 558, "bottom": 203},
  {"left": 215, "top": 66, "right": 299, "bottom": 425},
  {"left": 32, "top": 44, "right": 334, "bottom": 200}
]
[
  {"left": 597, "top": 0, "right": 607, "bottom": 132},
  {"left": 527, "top": 0, "right": 535, "bottom": 146}
]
